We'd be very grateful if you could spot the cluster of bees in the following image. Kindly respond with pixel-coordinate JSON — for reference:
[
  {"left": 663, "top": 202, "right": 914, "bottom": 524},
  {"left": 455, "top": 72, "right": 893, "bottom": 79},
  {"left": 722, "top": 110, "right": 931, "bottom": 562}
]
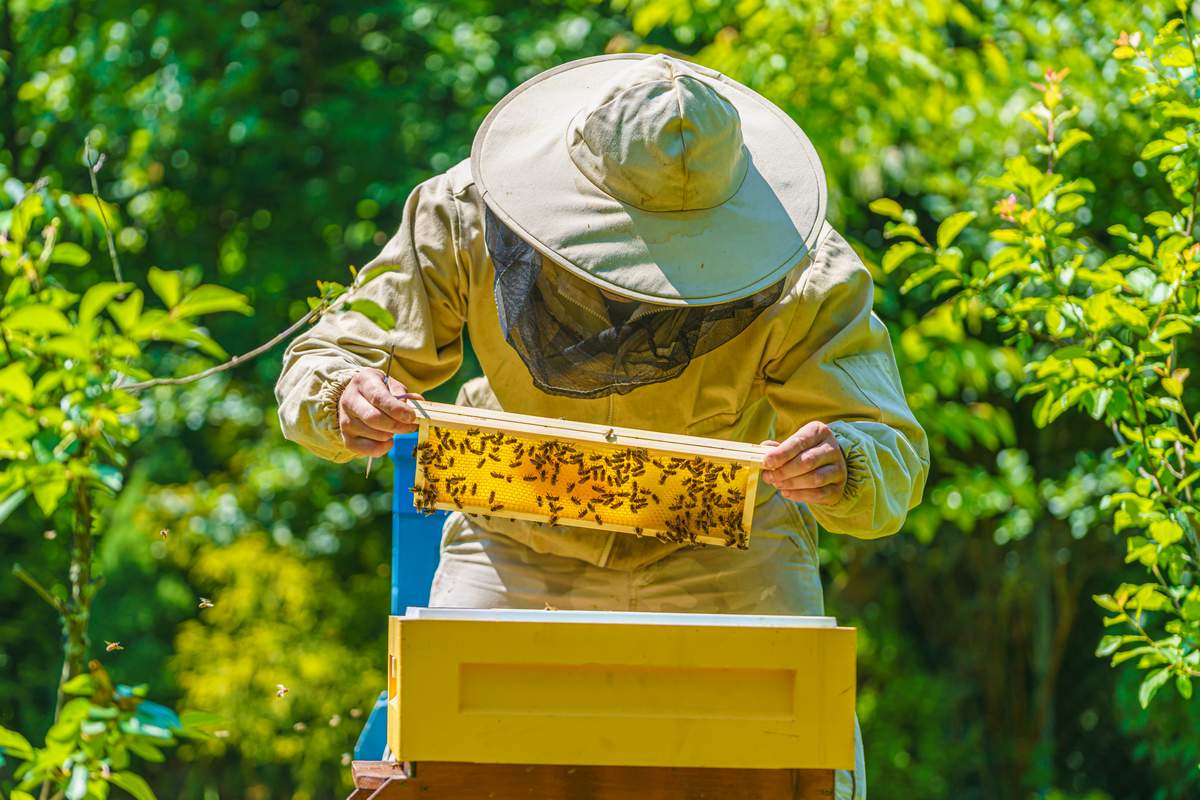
[{"left": 412, "top": 425, "right": 751, "bottom": 548}]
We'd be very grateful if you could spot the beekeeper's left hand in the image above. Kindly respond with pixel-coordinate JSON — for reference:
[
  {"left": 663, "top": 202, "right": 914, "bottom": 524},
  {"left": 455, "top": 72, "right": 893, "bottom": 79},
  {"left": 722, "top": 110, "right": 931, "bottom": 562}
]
[{"left": 760, "top": 421, "right": 847, "bottom": 505}]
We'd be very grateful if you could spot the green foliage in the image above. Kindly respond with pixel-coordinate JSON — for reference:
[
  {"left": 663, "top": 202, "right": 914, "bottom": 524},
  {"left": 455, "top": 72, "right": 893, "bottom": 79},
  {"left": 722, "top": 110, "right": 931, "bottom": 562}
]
[
  {"left": 880, "top": 13, "right": 1200, "bottom": 722},
  {"left": 0, "top": 660, "right": 217, "bottom": 800}
]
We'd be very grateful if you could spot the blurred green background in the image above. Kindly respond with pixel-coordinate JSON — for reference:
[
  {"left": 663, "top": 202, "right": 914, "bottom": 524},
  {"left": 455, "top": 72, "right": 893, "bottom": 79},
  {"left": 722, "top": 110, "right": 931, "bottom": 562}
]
[{"left": 1, "top": 0, "right": 1197, "bottom": 797}]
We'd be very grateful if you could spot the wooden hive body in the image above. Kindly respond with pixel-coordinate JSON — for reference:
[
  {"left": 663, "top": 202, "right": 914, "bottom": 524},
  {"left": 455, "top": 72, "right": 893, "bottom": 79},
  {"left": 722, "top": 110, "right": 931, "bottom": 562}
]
[
  {"left": 387, "top": 609, "right": 858, "bottom": 770},
  {"left": 409, "top": 401, "right": 768, "bottom": 548}
]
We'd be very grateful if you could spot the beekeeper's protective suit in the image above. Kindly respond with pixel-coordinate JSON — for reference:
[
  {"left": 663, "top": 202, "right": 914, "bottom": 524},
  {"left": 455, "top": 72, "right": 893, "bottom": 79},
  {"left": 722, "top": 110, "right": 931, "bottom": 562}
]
[{"left": 276, "top": 53, "right": 930, "bottom": 799}]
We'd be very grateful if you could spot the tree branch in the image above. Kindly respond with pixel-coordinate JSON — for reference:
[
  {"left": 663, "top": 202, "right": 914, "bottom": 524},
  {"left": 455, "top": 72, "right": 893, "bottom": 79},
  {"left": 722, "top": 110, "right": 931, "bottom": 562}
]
[
  {"left": 12, "top": 563, "right": 64, "bottom": 613},
  {"left": 84, "top": 136, "right": 122, "bottom": 283},
  {"left": 119, "top": 303, "right": 326, "bottom": 392}
]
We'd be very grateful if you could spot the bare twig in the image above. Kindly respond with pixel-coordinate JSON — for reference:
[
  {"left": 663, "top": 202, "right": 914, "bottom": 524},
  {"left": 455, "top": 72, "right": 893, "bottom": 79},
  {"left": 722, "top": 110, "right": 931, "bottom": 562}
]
[
  {"left": 12, "top": 563, "right": 64, "bottom": 613},
  {"left": 83, "top": 136, "right": 123, "bottom": 283},
  {"left": 120, "top": 303, "right": 325, "bottom": 392}
]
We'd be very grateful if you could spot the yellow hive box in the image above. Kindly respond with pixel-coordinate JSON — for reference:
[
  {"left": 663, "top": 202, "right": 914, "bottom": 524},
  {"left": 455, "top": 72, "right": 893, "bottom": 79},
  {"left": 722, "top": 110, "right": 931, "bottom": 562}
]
[
  {"left": 408, "top": 400, "right": 768, "bottom": 548},
  {"left": 387, "top": 609, "right": 857, "bottom": 770}
]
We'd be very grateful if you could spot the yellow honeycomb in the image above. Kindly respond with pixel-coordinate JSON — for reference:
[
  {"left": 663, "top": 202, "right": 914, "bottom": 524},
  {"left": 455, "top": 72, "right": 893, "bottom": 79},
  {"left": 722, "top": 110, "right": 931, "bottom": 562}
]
[{"left": 411, "top": 424, "right": 755, "bottom": 548}]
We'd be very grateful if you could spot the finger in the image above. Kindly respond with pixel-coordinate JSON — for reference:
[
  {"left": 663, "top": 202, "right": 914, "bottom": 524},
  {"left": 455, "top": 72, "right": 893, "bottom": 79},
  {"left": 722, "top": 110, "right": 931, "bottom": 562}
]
[
  {"left": 359, "top": 372, "right": 417, "bottom": 424},
  {"left": 774, "top": 462, "right": 845, "bottom": 492},
  {"left": 762, "top": 421, "right": 831, "bottom": 470},
  {"left": 783, "top": 482, "right": 845, "bottom": 506},
  {"left": 343, "top": 390, "right": 404, "bottom": 433},
  {"left": 342, "top": 434, "right": 393, "bottom": 457},
  {"left": 340, "top": 414, "right": 395, "bottom": 442},
  {"left": 764, "top": 441, "right": 841, "bottom": 483}
]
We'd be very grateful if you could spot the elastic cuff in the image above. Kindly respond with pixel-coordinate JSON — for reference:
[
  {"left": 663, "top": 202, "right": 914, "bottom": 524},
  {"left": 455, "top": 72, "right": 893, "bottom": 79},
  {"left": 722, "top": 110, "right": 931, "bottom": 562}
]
[
  {"left": 830, "top": 428, "right": 869, "bottom": 510},
  {"left": 316, "top": 369, "right": 358, "bottom": 431}
]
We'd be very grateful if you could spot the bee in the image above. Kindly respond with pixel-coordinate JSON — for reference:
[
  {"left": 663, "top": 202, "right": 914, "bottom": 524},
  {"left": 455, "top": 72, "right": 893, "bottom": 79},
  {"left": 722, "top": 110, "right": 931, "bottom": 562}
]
[
  {"left": 276, "top": 684, "right": 290, "bottom": 698},
  {"left": 490, "top": 503, "right": 505, "bottom": 512},
  {"left": 105, "top": 641, "right": 124, "bottom": 652},
  {"left": 159, "top": 528, "right": 169, "bottom": 540},
  {"left": 198, "top": 597, "right": 214, "bottom": 609}
]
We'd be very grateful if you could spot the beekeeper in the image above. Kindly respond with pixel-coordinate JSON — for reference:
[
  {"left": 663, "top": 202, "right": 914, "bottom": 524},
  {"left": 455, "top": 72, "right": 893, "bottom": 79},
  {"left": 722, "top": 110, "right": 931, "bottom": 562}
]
[{"left": 275, "top": 53, "right": 928, "bottom": 798}]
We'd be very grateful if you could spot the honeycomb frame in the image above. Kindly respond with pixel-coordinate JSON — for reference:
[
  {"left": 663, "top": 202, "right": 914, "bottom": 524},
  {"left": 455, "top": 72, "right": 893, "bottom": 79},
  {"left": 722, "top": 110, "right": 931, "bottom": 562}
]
[{"left": 408, "top": 401, "right": 767, "bottom": 549}]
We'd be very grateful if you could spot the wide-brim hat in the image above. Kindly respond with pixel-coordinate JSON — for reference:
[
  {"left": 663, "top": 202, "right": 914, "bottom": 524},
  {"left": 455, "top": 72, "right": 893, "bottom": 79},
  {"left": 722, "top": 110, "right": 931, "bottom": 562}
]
[{"left": 470, "top": 53, "right": 827, "bottom": 308}]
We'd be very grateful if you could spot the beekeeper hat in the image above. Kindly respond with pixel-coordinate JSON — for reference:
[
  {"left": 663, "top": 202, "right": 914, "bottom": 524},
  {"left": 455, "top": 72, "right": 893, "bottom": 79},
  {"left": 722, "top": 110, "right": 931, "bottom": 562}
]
[{"left": 470, "top": 52, "right": 827, "bottom": 307}]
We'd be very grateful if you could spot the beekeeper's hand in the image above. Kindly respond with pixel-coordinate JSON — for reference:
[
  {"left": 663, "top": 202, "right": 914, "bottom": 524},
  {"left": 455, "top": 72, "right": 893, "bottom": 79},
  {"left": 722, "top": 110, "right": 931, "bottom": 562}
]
[
  {"left": 760, "top": 421, "right": 848, "bottom": 505},
  {"left": 337, "top": 369, "right": 421, "bottom": 456}
]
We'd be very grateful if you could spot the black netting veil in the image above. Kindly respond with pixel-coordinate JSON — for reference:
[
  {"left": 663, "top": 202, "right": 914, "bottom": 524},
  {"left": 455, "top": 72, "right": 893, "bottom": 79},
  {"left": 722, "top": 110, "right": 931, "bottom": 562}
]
[{"left": 486, "top": 206, "right": 786, "bottom": 399}]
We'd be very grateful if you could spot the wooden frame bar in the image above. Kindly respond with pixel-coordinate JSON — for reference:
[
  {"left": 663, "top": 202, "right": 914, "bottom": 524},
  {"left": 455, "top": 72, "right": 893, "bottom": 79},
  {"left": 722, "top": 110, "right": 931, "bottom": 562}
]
[
  {"left": 347, "top": 761, "right": 836, "bottom": 800},
  {"left": 408, "top": 400, "right": 767, "bottom": 547}
]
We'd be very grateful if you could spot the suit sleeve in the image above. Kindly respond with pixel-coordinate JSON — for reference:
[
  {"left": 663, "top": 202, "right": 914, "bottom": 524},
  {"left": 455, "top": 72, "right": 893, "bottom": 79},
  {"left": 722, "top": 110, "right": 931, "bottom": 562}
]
[
  {"left": 763, "top": 226, "right": 929, "bottom": 538},
  {"left": 274, "top": 172, "right": 469, "bottom": 463}
]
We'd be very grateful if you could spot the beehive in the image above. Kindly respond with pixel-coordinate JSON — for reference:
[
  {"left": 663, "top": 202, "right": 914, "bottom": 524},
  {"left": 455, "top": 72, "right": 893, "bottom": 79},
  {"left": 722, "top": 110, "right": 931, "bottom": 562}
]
[
  {"left": 387, "top": 608, "right": 858, "bottom": 769},
  {"left": 407, "top": 401, "right": 767, "bottom": 548}
]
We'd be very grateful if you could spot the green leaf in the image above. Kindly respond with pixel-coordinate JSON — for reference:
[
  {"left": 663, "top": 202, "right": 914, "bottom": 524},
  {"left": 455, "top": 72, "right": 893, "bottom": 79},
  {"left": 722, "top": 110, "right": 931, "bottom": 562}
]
[
  {"left": 50, "top": 242, "right": 91, "bottom": 267},
  {"left": 1150, "top": 519, "right": 1183, "bottom": 546},
  {"left": 31, "top": 479, "right": 67, "bottom": 517},
  {"left": 936, "top": 211, "right": 976, "bottom": 250},
  {"left": 108, "top": 771, "right": 157, "bottom": 800},
  {"left": 347, "top": 299, "right": 396, "bottom": 331},
  {"left": 108, "top": 290, "right": 144, "bottom": 332},
  {"left": 0, "top": 363, "right": 34, "bottom": 404},
  {"left": 4, "top": 304, "right": 72, "bottom": 334},
  {"left": 1056, "top": 129, "right": 1092, "bottom": 158},
  {"left": 0, "top": 725, "right": 34, "bottom": 760},
  {"left": 1141, "top": 139, "right": 1180, "bottom": 160},
  {"left": 1177, "top": 674, "right": 1193, "bottom": 700},
  {"left": 0, "top": 488, "right": 29, "bottom": 526},
  {"left": 147, "top": 267, "right": 184, "bottom": 308},
  {"left": 9, "top": 194, "right": 44, "bottom": 246},
  {"left": 881, "top": 241, "right": 922, "bottom": 273},
  {"left": 1139, "top": 666, "right": 1171, "bottom": 708},
  {"left": 61, "top": 674, "right": 95, "bottom": 696},
  {"left": 1145, "top": 210, "right": 1176, "bottom": 229},
  {"left": 868, "top": 197, "right": 905, "bottom": 221},
  {"left": 1161, "top": 44, "right": 1194, "bottom": 67},
  {"left": 80, "top": 282, "right": 135, "bottom": 323},
  {"left": 1095, "top": 635, "right": 1122, "bottom": 657},
  {"left": 171, "top": 285, "right": 252, "bottom": 319}
]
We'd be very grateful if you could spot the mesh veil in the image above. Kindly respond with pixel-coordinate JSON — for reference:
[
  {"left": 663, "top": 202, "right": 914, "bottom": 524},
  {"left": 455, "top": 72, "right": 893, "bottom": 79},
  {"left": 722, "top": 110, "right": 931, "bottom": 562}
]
[{"left": 487, "top": 206, "right": 786, "bottom": 399}]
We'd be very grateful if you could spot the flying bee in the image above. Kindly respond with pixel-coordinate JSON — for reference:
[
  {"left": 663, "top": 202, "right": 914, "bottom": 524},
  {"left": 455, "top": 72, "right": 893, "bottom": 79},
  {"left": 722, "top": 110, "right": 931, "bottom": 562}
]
[
  {"left": 198, "top": 597, "right": 214, "bottom": 609},
  {"left": 105, "top": 641, "right": 124, "bottom": 652},
  {"left": 276, "top": 684, "right": 289, "bottom": 698}
]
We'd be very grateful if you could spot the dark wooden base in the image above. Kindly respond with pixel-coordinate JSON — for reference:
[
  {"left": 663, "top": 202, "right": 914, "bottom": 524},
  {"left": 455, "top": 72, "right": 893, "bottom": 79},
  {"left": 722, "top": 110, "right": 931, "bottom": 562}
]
[{"left": 348, "top": 760, "right": 835, "bottom": 799}]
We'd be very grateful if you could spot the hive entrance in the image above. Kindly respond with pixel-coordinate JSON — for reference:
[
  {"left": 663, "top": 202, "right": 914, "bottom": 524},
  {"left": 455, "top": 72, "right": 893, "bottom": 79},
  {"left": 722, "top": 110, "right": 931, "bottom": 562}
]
[{"left": 408, "top": 402, "right": 766, "bottom": 548}]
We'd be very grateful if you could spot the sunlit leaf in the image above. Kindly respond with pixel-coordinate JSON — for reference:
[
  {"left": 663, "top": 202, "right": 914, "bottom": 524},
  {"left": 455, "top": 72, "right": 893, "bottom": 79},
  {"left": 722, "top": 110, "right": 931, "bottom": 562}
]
[
  {"left": 936, "top": 211, "right": 976, "bottom": 250},
  {"left": 172, "top": 285, "right": 252, "bottom": 319},
  {"left": 147, "top": 267, "right": 184, "bottom": 308},
  {"left": 4, "top": 304, "right": 71, "bottom": 334},
  {"left": 868, "top": 197, "right": 905, "bottom": 221},
  {"left": 80, "top": 282, "right": 135, "bottom": 323},
  {"left": 50, "top": 242, "right": 91, "bottom": 266},
  {"left": 347, "top": 299, "right": 397, "bottom": 331},
  {"left": 108, "top": 772, "right": 157, "bottom": 800},
  {"left": 1138, "top": 666, "right": 1171, "bottom": 708}
]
